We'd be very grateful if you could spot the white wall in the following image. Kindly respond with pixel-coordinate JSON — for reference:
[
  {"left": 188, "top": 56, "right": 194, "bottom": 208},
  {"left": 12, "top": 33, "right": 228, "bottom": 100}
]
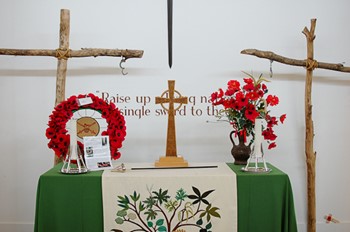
[{"left": 0, "top": 0, "right": 349, "bottom": 231}]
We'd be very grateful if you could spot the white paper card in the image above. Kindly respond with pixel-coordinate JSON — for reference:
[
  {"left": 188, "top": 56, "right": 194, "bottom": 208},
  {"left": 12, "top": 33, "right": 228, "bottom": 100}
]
[
  {"left": 77, "top": 97, "right": 93, "bottom": 106},
  {"left": 83, "top": 136, "right": 113, "bottom": 171}
]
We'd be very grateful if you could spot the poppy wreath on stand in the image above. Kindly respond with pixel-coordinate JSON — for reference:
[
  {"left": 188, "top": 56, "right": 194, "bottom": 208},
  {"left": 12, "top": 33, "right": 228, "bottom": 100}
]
[{"left": 46, "top": 93, "right": 126, "bottom": 160}]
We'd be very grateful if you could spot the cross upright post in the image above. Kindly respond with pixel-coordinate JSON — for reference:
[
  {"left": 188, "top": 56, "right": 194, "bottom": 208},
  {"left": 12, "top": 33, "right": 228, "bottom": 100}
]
[{"left": 155, "top": 80, "right": 188, "bottom": 167}]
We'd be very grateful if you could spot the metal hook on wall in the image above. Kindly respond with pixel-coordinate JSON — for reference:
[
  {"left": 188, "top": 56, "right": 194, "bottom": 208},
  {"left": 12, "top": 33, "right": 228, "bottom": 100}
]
[
  {"left": 119, "top": 57, "right": 128, "bottom": 75},
  {"left": 269, "top": 60, "right": 274, "bottom": 78}
]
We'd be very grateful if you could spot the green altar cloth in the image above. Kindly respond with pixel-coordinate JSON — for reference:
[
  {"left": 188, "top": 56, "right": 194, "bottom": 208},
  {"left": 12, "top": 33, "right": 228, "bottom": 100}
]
[
  {"left": 227, "top": 163, "right": 298, "bottom": 232},
  {"left": 34, "top": 164, "right": 104, "bottom": 232},
  {"left": 34, "top": 163, "right": 297, "bottom": 232}
]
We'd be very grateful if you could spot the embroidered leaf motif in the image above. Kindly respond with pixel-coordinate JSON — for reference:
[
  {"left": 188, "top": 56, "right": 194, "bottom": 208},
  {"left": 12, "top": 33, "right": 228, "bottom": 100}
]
[
  {"left": 152, "top": 188, "right": 170, "bottom": 205},
  {"left": 165, "top": 200, "right": 178, "bottom": 212},
  {"left": 206, "top": 222, "right": 212, "bottom": 229},
  {"left": 128, "top": 213, "right": 137, "bottom": 220},
  {"left": 116, "top": 210, "right": 127, "bottom": 217},
  {"left": 139, "top": 201, "right": 146, "bottom": 212},
  {"left": 196, "top": 218, "right": 203, "bottom": 225},
  {"left": 115, "top": 217, "right": 124, "bottom": 225},
  {"left": 180, "top": 202, "right": 194, "bottom": 222},
  {"left": 145, "top": 209, "right": 157, "bottom": 221},
  {"left": 158, "top": 225, "right": 167, "bottom": 231},
  {"left": 201, "top": 189, "right": 215, "bottom": 199},
  {"left": 130, "top": 191, "right": 140, "bottom": 202},
  {"left": 200, "top": 204, "right": 221, "bottom": 222},
  {"left": 187, "top": 186, "right": 214, "bottom": 205},
  {"left": 143, "top": 195, "right": 156, "bottom": 208},
  {"left": 117, "top": 195, "right": 130, "bottom": 209},
  {"left": 156, "top": 219, "right": 164, "bottom": 226},
  {"left": 175, "top": 188, "right": 187, "bottom": 201}
]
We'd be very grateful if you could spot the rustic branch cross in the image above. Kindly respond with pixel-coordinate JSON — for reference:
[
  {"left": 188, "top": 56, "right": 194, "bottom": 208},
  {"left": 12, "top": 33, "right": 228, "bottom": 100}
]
[
  {"left": 0, "top": 9, "right": 144, "bottom": 164},
  {"left": 0, "top": 9, "right": 144, "bottom": 107},
  {"left": 241, "top": 19, "right": 350, "bottom": 232}
]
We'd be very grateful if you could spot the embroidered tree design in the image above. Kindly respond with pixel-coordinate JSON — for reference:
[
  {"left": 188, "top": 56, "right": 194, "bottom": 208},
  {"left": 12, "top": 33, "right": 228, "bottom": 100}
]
[{"left": 114, "top": 186, "right": 220, "bottom": 232}]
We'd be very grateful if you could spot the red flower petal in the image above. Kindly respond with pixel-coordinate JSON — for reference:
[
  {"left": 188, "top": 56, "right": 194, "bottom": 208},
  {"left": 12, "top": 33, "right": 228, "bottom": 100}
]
[
  {"left": 268, "top": 142, "right": 277, "bottom": 149},
  {"left": 280, "top": 114, "right": 287, "bottom": 124}
]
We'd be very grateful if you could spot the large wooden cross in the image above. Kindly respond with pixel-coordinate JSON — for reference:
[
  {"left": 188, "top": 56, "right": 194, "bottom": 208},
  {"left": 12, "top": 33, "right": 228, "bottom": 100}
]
[
  {"left": 0, "top": 9, "right": 143, "bottom": 106},
  {"left": 0, "top": 9, "right": 143, "bottom": 164},
  {"left": 241, "top": 19, "right": 350, "bottom": 232},
  {"left": 155, "top": 80, "right": 188, "bottom": 167}
]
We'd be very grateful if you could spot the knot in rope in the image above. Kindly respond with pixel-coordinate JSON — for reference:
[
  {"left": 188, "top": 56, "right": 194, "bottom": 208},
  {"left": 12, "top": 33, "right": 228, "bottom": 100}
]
[
  {"left": 305, "top": 58, "right": 318, "bottom": 71},
  {"left": 55, "top": 48, "right": 71, "bottom": 60}
]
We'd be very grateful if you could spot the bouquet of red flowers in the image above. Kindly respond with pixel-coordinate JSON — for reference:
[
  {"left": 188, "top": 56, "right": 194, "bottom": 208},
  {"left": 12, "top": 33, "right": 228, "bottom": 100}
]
[{"left": 210, "top": 72, "right": 286, "bottom": 149}]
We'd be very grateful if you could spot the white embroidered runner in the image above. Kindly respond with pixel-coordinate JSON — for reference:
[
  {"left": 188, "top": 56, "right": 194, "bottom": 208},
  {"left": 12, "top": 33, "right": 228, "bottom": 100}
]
[{"left": 102, "top": 163, "right": 237, "bottom": 232}]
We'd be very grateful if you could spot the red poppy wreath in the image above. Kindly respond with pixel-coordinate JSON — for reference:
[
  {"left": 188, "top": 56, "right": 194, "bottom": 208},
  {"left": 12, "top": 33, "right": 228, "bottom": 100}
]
[{"left": 46, "top": 93, "right": 126, "bottom": 160}]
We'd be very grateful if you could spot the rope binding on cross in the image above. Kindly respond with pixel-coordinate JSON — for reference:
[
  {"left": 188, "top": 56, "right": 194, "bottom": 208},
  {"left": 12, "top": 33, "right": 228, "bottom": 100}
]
[
  {"left": 305, "top": 58, "right": 318, "bottom": 71},
  {"left": 55, "top": 48, "right": 72, "bottom": 60}
]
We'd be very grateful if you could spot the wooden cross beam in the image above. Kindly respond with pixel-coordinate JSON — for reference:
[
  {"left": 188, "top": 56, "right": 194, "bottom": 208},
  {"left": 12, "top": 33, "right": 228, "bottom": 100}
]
[
  {"left": 241, "top": 19, "right": 350, "bottom": 232},
  {"left": 0, "top": 9, "right": 144, "bottom": 107},
  {"left": 0, "top": 9, "right": 143, "bottom": 165}
]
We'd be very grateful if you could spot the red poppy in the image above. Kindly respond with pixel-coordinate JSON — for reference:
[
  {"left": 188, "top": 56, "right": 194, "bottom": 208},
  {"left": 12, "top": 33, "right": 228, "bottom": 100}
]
[
  {"left": 54, "top": 104, "right": 64, "bottom": 111},
  {"left": 112, "top": 151, "right": 121, "bottom": 160},
  {"left": 262, "top": 128, "right": 277, "bottom": 141},
  {"left": 225, "top": 88, "right": 236, "bottom": 96},
  {"left": 236, "top": 92, "right": 248, "bottom": 108},
  {"left": 57, "top": 134, "right": 67, "bottom": 143},
  {"left": 210, "top": 92, "right": 218, "bottom": 102},
  {"left": 227, "top": 80, "right": 240, "bottom": 92},
  {"left": 266, "top": 95, "right": 279, "bottom": 106},
  {"left": 267, "top": 116, "right": 278, "bottom": 127},
  {"left": 243, "top": 83, "right": 255, "bottom": 92},
  {"left": 232, "top": 102, "right": 243, "bottom": 111},
  {"left": 245, "top": 104, "right": 260, "bottom": 122},
  {"left": 210, "top": 90, "right": 224, "bottom": 106},
  {"left": 48, "top": 140, "right": 55, "bottom": 149},
  {"left": 243, "top": 78, "right": 253, "bottom": 84},
  {"left": 257, "top": 90, "right": 265, "bottom": 97},
  {"left": 45, "top": 128, "right": 55, "bottom": 139},
  {"left": 246, "top": 91, "right": 259, "bottom": 101},
  {"left": 222, "top": 99, "right": 232, "bottom": 109}
]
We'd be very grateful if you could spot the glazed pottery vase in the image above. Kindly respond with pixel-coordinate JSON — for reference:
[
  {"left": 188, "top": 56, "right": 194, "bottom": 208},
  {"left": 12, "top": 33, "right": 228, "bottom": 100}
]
[{"left": 230, "top": 131, "right": 251, "bottom": 165}]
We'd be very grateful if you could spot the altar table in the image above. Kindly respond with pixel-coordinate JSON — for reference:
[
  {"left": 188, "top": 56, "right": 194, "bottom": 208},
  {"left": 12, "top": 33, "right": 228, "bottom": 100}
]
[{"left": 34, "top": 163, "right": 297, "bottom": 232}]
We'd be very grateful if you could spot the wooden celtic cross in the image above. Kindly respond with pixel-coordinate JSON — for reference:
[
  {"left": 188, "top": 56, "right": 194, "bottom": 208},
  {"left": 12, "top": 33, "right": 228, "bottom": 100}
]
[
  {"left": 155, "top": 80, "right": 188, "bottom": 167},
  {"left": 241, "top": 19, "right": 350, "bottom": 232},
  {"left": 0, "top": 9, "right": 143, "bottom": 164}
]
